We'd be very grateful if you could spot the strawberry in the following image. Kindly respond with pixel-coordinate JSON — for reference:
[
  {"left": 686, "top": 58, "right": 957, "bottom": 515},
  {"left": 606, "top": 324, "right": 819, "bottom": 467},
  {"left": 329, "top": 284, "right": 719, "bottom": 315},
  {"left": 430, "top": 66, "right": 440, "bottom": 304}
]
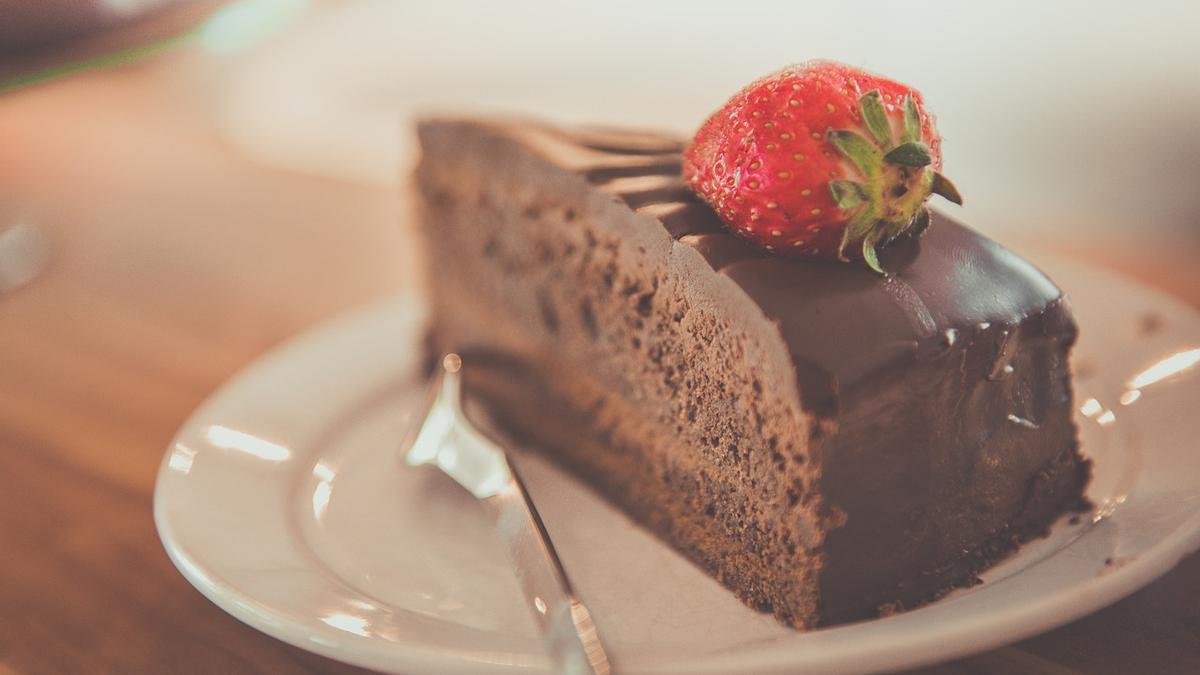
[{"left": 683, "top": 60, "right": 962, "bottom": 274}]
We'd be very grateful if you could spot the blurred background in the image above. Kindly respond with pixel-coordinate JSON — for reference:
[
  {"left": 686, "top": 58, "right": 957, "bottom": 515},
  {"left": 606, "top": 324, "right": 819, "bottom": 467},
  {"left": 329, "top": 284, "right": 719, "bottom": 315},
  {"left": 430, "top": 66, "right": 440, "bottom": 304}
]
[
  {"left": 1, "top": 0, "right": 1198, "bottom": 309},
  {"left": 0, "top": 2, "right": 1198, "bottom": 673}
]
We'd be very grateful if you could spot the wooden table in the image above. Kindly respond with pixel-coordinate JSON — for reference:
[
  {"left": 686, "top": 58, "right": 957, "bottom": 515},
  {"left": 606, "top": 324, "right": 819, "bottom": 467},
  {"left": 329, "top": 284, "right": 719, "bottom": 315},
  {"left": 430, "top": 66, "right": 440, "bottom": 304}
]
[{"left": 1, "top": 38, "right": 1197, "bottom": 675}]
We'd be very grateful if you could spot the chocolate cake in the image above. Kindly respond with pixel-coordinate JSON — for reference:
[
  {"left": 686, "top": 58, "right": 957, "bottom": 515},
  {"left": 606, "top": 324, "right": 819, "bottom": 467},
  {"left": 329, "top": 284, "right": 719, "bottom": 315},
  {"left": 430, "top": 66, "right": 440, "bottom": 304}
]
[{"left": 415, "top": 118, "right": 1091, "bottom": 628}]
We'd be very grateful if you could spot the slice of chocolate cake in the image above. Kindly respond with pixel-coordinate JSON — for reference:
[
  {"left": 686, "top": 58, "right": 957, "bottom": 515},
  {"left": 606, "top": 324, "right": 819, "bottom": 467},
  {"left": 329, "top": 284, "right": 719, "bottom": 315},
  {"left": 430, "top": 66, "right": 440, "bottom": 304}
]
[{"left": 414, "top": 118, "right": 1090, "bottom": 628}]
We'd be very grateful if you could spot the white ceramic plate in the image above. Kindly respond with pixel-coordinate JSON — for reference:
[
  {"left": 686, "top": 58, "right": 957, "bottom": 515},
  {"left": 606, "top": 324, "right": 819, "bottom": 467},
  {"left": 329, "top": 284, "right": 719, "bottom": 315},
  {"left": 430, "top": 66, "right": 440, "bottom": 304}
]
[{"left": 154, "top": 253, "right": 1200, "bottom": 675}]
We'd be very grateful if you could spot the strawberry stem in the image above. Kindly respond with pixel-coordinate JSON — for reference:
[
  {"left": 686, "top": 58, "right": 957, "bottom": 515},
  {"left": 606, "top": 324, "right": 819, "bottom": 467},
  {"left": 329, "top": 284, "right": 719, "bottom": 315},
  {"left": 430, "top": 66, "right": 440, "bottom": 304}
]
[
  {"left": 932, "top": 172, "right": 964, "bottom": 205},
  {"left": 825, "top": 96, "right": 960, "bottom": 275}
]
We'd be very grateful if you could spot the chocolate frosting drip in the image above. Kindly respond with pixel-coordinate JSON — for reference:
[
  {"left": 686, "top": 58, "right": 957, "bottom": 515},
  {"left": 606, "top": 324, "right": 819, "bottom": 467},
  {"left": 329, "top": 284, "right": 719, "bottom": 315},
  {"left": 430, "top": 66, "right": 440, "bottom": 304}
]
[{"left": 523, "top": 126, "right": 1084, "bottom": 623}]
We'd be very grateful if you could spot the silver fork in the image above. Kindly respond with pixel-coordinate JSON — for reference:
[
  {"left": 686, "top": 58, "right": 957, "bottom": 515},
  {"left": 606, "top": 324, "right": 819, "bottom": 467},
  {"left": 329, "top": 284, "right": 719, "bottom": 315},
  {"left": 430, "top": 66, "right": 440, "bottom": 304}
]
[{"left": 403, "top": 353, "right": 612, "bottom": 675}]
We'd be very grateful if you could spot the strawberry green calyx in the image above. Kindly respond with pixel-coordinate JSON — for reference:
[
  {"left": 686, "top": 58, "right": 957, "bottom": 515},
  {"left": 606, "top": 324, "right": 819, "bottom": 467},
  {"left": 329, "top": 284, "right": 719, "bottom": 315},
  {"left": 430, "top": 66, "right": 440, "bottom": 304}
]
[{"left": 826, "top": 91, "right": 962, "bottom": 274}]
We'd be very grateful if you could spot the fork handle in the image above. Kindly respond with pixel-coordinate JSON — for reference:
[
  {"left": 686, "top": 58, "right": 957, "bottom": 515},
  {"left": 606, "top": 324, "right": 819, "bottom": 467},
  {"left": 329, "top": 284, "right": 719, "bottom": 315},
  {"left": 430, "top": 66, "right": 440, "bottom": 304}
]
[{"left": 484, "top": 460, "right": 612, "bottom": 675}]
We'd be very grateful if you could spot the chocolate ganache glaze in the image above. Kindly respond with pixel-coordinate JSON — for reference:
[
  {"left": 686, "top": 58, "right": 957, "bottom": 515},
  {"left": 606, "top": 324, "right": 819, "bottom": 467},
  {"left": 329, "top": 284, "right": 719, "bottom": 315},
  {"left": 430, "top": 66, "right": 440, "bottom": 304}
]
[{"left": 556, "top": 126, "right": 1089, "bottom": 622}]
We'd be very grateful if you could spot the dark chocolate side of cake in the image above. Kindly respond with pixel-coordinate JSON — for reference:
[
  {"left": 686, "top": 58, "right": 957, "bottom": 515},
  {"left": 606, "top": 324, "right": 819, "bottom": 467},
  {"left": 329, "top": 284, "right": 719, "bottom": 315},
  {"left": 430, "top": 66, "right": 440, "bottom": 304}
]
[
  {"left": 696, "top": 212, "right": 1092, "bottom": 622},
  {"left": 414, "top": 118, "right": 1091, "bottom": 627}
]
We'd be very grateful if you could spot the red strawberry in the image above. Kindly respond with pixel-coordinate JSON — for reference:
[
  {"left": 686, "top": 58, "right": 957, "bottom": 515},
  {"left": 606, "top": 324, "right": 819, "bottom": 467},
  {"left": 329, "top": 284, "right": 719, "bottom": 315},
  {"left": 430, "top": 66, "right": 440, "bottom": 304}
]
[{"left": 683, "top": 60, "right": 962, "bottom": 273}]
